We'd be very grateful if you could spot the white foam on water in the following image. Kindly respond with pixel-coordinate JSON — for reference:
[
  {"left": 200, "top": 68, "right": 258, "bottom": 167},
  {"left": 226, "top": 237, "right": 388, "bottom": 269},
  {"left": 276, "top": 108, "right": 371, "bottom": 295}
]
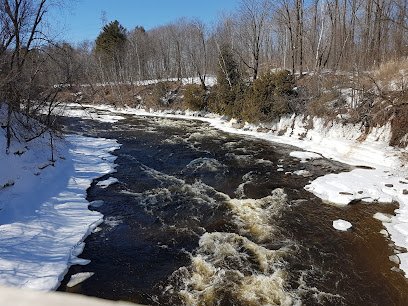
[
  {"left": 297, "top": 270, "right": 343, "bottom": 304},
  {"left": 235, "top": 172, "right": 256, "bottom": 199},
  {"left": 184, "top": 158, "right": 226, "bottom": 173},
  {"left": 174, "top": 232, "right": 299, "bottom": 306},
  {"left": 162, "top": 135, "right": 184, "bottom": 145},
  {"left": 225, "top": 152, "right": 253, "bottom": 165},
  {"left": 187, "top": 130, "right": 222, "bottom": 141},
  {"left": 256, "top": 158, "right": 274, "bottom": 166},
  {"left": 141, "top": 164, "right": 185, "bottom": 186},
  {"left": 228, "top": 189, "right": 287, "bottom": 242},
  {"left": 104, "top": 216, "right": 122, "bottom": 228},
  {"left": 293, "top": 170, "right": 312, "bottom": 177}
]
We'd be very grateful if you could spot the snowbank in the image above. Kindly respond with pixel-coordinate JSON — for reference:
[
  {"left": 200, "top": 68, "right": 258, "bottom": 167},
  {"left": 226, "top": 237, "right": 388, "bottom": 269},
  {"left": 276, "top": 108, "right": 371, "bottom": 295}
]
[
  {"left": 61, "top": 104, "right": 408, "bottom": 276},
  {"left": 0, "top": 127, "right": 120, "bottom": 290}
]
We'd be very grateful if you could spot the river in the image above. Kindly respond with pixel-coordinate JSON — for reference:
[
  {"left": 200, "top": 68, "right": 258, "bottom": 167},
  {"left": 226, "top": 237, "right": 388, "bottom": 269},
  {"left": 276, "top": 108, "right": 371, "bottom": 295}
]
[{"left": 57, "top": 108, "right": 408, "bottom": 305}]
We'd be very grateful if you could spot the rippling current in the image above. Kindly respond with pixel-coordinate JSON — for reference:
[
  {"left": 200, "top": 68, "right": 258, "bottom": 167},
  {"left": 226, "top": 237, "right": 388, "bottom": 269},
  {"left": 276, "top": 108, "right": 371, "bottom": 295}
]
[{"left": 58, "top": 109, "right": 408, "bottom": 305}]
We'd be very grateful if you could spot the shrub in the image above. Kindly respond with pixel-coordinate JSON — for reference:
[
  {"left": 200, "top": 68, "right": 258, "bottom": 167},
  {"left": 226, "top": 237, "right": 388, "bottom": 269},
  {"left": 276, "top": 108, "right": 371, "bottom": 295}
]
[
  {"left": 183, "top": 84, "right": 207, "bottom": 111},
  {"left": 390, "top": 104, "right": 408, "bottom": 147},
  {"left": 307, "top": 90, "right": 341, "bottom": 118},
  {"left": 242, "top": 70, "right": 294, "bottom": 122},
  {"left": 152, "top": 81, "right": 170, "bottom": 103}
]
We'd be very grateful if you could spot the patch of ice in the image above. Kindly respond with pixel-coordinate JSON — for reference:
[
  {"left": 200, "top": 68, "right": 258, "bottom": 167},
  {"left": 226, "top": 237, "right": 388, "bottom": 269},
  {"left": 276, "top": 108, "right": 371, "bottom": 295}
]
[
  {"left": 333, "top": 219, "right": 352, "bottom": 231},
  {"left": 66, "top": 272, "right": 94, "bottom": 288},
  {"left": 69, "top": 258, "right": 91, "bottom": 266},
  {"left": 89, "top": 200, "right": 104, "bottom": 208},
  {"left": 373, "top": 212, "right": 393, "bottom": 223},
  {"left": 290, "top": 151, "right": 322, "bottom": 162},
  {"left": 96, "top": 177, "right": 119, "bottom": 188}
]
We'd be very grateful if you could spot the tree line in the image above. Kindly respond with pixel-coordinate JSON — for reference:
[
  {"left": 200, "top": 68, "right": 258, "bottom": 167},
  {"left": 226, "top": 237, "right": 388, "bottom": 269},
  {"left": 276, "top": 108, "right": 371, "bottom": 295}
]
[
  {"left": 0, "top": 0, "right": 407, "bottom": 152},
  {"left": 84, "top": 0, "right": 407, "bottom": 85}
]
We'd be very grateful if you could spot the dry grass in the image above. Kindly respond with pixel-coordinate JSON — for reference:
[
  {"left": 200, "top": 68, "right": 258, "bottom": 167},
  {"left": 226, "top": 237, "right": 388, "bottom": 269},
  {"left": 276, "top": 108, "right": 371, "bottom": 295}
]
[
  {"left": 367, "top": 58, "right": 408, "bottom": 94},
  {"left": 374, "top": 58, "right": 408, "bottom": 81}
]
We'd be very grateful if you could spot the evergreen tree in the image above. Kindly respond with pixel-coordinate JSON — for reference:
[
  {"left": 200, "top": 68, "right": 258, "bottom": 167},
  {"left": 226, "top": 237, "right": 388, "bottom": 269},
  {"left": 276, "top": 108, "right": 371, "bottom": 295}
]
[
  {"left": 95, "top": 20, "right": 127, "bottom": 60},
  {"left": 217, "top": 43, "right": 241, "bottom": 90},
  {"left": 213, "top": 43, "right": 244, "bottom": 117}
]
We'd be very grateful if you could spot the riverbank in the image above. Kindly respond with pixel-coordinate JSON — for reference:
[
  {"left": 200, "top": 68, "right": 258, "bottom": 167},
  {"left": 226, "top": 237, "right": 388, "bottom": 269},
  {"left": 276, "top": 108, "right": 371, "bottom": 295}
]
[
  {"left": 61, "top": 103, "right": 408, "bottom": 276},
  {"left": 0, "top": 104, "right": 120, "bottom": 290}
]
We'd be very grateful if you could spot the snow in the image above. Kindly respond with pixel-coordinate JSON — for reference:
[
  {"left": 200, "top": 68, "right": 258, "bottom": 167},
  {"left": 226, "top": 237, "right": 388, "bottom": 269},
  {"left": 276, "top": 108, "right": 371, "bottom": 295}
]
[
  {"left": 333, "top": 219, "right": 352, "bottom": 231},
  {"left": 0, "top": 285, "right": 141, "bottom": 306},
  {"left": 52, "top": 104, "right": 126, "bottom": 123},
  {"left": 0, "top": 110, "right": 120, "bottom": 290},
  {"left": 89, "top": 76, "right": 217, "bottom": 88}
]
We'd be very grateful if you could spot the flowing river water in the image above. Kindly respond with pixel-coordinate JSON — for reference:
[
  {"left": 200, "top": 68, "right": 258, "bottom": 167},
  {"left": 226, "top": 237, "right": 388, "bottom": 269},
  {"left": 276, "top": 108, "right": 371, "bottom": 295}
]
[{"left": 57, "top": 109, "right": 408, "bottom": 305}]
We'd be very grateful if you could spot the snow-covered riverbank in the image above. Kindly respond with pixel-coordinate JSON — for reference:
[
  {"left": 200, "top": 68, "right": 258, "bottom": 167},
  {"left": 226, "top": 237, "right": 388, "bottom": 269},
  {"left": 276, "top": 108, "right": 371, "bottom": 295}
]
[
  {"left": 62, "top": 103, "right": 408, "bottom": 275},
  {"left": 0, "top": 127, "right": 120, "bottom": 290}
]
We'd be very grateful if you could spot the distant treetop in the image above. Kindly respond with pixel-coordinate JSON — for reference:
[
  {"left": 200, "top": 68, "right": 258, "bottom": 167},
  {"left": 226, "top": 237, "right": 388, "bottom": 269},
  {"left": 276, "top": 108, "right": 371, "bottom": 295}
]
[{"left": 95, "top": 20, "right": 127, "bottom": 59}]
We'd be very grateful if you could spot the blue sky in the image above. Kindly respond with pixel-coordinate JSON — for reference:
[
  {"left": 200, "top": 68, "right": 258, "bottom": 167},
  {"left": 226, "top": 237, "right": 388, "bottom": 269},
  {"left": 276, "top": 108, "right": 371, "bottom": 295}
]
[{"left": 51, "top": 0, "right": 239, "bottom": 44}]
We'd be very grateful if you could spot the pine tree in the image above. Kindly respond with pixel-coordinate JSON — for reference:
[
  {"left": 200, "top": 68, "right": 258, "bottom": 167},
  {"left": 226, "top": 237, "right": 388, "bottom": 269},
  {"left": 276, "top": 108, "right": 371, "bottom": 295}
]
[
  {"left": 214, "top": 43, "right": 244, "bottom": 116},
  {"left": 95, "top": 20, "right": 127, "bottom": 60},
  {"left": 217, "top": 43, "right": 241, "bottom": 90}
]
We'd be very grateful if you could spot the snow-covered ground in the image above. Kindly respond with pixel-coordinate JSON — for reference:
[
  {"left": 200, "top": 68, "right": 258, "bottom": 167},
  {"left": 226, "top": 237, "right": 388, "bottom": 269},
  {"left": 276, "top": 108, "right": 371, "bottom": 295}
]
[
  {"left": 0, "top": 113, "right": 120, "bottom": 290},
  {"left": 61, "top": 103, "right": 408, "bottom": 275},
  {"left": 72, "top": 76, "right": 217, "bottom": 88}
]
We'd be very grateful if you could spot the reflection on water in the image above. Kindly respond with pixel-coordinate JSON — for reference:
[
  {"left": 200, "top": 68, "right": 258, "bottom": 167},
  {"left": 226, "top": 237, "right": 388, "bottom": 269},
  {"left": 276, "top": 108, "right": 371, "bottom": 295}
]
[{"left": 57, "top": 110, "right": 408, "bottom": 305}]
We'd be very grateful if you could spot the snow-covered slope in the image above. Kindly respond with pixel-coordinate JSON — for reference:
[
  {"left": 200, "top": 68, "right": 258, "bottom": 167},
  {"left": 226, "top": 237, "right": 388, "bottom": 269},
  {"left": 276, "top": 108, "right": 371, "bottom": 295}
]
[{"left": 0, "top": 109, "right": 120, "bottom": 290}]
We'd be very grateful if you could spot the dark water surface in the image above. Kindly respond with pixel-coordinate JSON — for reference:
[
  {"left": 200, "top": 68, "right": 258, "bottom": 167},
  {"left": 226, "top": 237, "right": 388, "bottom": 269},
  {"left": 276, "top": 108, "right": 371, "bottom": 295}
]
[{"left": 57, "top": 110, "right": 408, "bottom": 305}]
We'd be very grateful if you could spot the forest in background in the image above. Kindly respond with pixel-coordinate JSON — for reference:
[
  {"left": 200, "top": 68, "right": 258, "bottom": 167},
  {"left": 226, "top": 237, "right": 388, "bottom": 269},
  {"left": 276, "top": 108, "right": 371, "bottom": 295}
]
[{"left": 0, "top": 0, "right": 407, "bottom": 152}]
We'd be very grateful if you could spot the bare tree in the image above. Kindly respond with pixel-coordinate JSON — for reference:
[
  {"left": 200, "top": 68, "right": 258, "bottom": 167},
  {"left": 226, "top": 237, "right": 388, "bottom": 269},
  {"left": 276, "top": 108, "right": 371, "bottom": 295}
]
[
  {"left": 0, "top": 0, "right": 49, "bottom": 152},
  {"left": 184, "top": 19, "right": 208, "bottom": 89},
  {"left": 235, "top": 0, "right": 272, "bottom": 80}
]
